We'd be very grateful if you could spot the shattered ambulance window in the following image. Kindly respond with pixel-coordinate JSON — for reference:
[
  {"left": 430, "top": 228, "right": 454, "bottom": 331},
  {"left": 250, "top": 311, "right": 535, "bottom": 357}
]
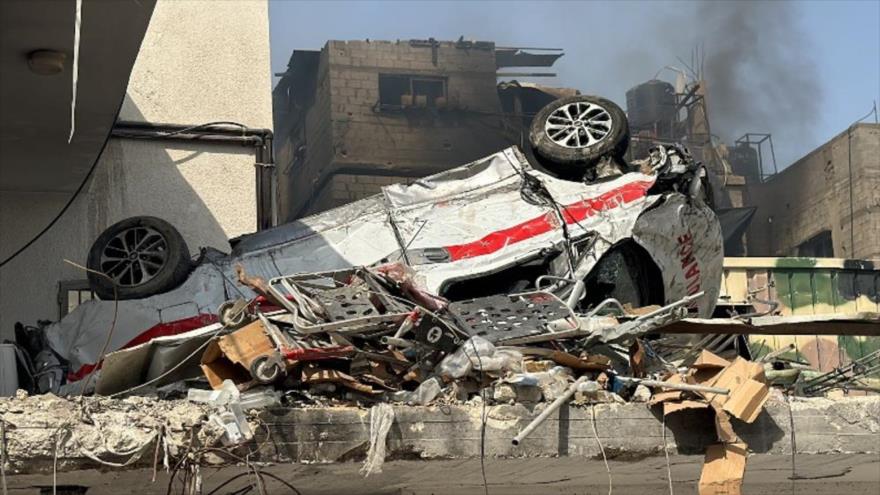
[
  {"left": 58, "top": 280, "right": 95, "bottom": 317},
  {"left": 379, "top": 74, "right": 446, "bottom": 108}
]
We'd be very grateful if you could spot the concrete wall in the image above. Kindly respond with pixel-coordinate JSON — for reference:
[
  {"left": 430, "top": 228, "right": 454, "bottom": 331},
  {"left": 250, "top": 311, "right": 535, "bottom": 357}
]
[
  {"left": 4, "top": 396, "right": 879, "bottom": 494},
  {"left": 277, "top": 48, "right": 333, "bottom": 223},
  {"left": 745, "top": 124, "right": 880, "bottom": 258},
  {"left": 0, "top": 0, "right": 272, "bottom": 340},
  {"left": 277, "top": 40, "right": 513, "bottom": 220}
]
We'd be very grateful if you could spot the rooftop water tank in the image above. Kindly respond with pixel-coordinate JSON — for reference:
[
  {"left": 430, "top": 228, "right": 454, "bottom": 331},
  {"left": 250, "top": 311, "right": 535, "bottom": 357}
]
[
  {"left": 626, "top": 80, "right": 676, "bottom": 131},
  {"left": 729, "top": 143, "right": 761, "bottom": 181}
]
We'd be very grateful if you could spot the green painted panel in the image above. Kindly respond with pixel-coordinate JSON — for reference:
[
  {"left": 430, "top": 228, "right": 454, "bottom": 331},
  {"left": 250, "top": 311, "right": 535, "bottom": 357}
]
[
  {"left": 737, "top": 259, "right": 879, "bottom": 371},
  {"left": 854, "top": 273, "right": 879, "bottom": 312},
  {"left": 811, "top": 271, "right": 835, "bottom": 313},
  {"left": 838, "top": 335, "right": 880, "bottom": 362},
  {"left": 833, "top": 271, "right": 860, "bottom": 314},
  {"left": 774, "top": 258, "right": 819, "bottom": 269},
  {"left": 773, "top": 271, "right": 794, "bottom": 315},
  {"left": 788, "top": 270, "right": 815, "bottom": 315}
]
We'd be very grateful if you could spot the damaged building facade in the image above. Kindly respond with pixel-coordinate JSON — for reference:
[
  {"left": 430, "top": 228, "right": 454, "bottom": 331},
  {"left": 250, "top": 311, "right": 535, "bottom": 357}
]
[
  {"left": 272, "top": 39, "right": 562, "bottom": 220},
  {"left": 743, "top": 123, "right": 880, "bottom": 258}
]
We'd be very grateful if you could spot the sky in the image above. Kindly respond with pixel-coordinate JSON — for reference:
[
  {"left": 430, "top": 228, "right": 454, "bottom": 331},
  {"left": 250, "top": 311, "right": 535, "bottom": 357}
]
[{"left": 268, "top": 0, "right": 880, "bottom": 169}]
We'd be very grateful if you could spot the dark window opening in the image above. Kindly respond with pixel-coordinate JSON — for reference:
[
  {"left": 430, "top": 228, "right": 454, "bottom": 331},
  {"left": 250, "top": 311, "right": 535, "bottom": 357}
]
[
  {"left": 796, "top": 230, "right": 834, "bottom": 257},
  {"left": 58, "top": 280, "right": 95, "bottom": 317},
  {"left": 379, "top": 74, "right": 447, "bottom": 108}
]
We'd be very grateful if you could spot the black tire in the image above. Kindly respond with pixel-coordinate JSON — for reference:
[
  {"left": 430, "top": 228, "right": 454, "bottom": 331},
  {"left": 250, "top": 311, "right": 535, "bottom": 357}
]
[
  {"left": 86, "top": 216, "right": 192, "bottom": 300},
  {"left": 578, "top": 241, "right": 664, "bottom": 312},
  {"left": 250, "top": 356, "right": 283, "bottom": 384},
  {"left": 529, "top": 95, "right": 629, "bottom": 174},
  {"left": 218, "top": 300, "right": 249, "bottom": 328}
]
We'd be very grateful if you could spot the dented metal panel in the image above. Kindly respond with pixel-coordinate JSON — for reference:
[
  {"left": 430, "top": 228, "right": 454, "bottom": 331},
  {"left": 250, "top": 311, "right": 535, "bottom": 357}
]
[
  {"left": 45, "top": 146, "right": 723, "bottom": 385},
  {"left": 634, "top": 195, "right": 724, "bottom": 317}
]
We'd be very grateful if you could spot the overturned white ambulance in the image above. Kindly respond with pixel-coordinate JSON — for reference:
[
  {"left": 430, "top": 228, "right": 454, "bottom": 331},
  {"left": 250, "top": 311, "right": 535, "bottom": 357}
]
[{"left": 41, "top": 95, "right": 724, "bottom": 390}]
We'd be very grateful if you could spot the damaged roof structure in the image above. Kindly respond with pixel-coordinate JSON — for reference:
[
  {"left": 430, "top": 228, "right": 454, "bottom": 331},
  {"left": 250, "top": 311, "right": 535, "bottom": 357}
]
[{"left": 1, "top": 16, "right": 879, "bottom": 495}]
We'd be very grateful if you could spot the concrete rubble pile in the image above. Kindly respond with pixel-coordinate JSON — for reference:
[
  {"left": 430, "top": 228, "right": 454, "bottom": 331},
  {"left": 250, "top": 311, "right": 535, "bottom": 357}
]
[{"left": 2, "top": 261, "right": 777, "bottom": 494}]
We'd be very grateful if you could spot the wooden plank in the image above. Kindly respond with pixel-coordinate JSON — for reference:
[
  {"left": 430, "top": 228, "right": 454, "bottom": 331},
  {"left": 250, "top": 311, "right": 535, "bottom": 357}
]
[{"left": 660, "top": 313, "right": 880, "bottom": 336}]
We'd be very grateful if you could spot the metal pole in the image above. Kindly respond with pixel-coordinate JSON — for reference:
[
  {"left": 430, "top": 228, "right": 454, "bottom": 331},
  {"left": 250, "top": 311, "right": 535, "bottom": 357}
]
[
  {"left": 615, "top": 376, "right": 729, "bottom": 395},
  {"left": 768, "top": 135, "right": 779, "bottom": 175},
  {"left": 847, "top": 128, "right": 855, "bottom": 256},
  {"left": 632, "top": 291, "right": 704, "bottom": 323},
  {"left": 565, "top": 280, "right": 586, "bottom": 310},
  {"left": 512, "top": 376, "right": 588, "bottom": 446},
  {"left": 757, "top": 141, "right": 765, "bottom": 180},
  {"left": 381, "top": 336, "right": 414, "bottom": 349}
]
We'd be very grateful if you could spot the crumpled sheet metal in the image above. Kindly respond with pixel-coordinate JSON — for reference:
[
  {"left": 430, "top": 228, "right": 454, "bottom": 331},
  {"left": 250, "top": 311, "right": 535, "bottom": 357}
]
[
  {"left": 382, "top": 148, "right": 524, "bottom": 208},
  {"left": 95, "top": 323, "right": 222, "bottom": 396},
  {"left": 45, "top": 145, "right": 722, "bottom": 386},
  {"left": 633, "top": 194, "right": 723, "bottom": 317},
  {"left": 45, "top": 268, "right": 227, "bottom": 384},
  {"left": 393, "top": 164, "right": 661, "bottom": 294}
]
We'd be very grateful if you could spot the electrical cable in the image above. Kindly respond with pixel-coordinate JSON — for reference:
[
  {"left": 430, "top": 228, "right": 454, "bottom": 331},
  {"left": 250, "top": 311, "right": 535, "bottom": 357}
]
[
  {"left": 107, "top": 326, "right": 225, "bottom": 398},
  {"left": 590, "top": 403, "right": 613, "bottom": 495},
  {"left": 469, "top": 337, "right": 490, "bottom": 495},
  {"left": 199, "top": 450, "right": 302, "bottom": 495},
  {"left": 62, "top": 259, "right": 118, "bottom": 398},
  {"left": 63, "top": 258, "right": 233, "bottom": 398},
  {"left": 784, "top": 392, "right": 798, "bottom": 495},
  {"left": 251, "top": 472, "right": 303, "bottom": 495},
  {"left": 111, "top": 121, "right": 253, "bottom": 140},
  {"left": 151, "top": 424, "right": 164, "bottom": 483},
  {"left": 0, "top": 420, "right": 6, "bottom": 495},
  {"left": 0, "top": 123, "right": 116, "bottom": 269},
  {"left": 662, "top": 413, "right": 674, "bottom": 495},
  {"left": 109, "top": 268, "right": 447, "bottom": 399},
  {"left": 165, "top": 427, "right": 196, "bottom": 495},
  {"left": 1, "top": 120, "right": 258, "bottom": 269}
]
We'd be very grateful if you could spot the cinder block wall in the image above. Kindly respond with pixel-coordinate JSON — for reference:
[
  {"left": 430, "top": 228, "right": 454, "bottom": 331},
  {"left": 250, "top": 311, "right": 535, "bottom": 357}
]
[
  {"left": 280, "top": 40, "right": 512, "bottom": 220},
  {"left": 745, "top": 124, "right": 880, "bottom": 258},
  {"left": 277, "top": 49, "right": 333, "bottom": 222}
]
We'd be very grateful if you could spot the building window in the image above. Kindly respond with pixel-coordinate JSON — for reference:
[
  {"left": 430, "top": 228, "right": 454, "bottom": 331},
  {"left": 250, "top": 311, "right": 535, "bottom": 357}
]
[
  {"left": 58, "top": 280, "right": 95, "bottom": 317},
  {"left": 378, "top": 74, "right": 447, "bottom": 108},
  {"left": 796, "top": 230, "right": 834, "bottom": 257}
]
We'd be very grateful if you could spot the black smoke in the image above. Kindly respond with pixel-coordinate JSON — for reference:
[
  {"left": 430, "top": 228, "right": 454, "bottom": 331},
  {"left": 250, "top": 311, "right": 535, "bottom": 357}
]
[{"left": 694, "top": 2, "right": 821, "bottom": 166}]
